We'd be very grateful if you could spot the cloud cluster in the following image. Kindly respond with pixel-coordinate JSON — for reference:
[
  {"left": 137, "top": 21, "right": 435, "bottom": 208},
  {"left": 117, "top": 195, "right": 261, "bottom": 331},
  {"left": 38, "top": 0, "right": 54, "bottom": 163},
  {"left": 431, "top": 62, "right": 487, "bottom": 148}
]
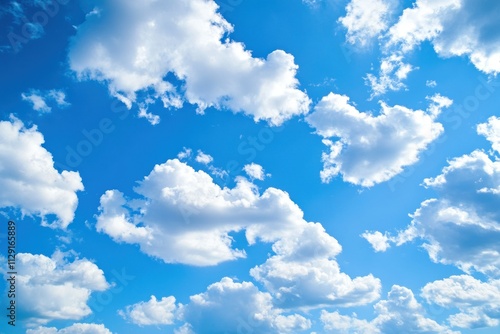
[
  {"left": 321, "top": 285, "right": 458, "bottom": 333},
  {"left": 386, "top": 0, "right": 500, "bottom": 75},
  {"left": 363, "top": 116, "right": 500, "bottom": 329},
  {"left": 306, "top": 92, "right": 451, "bottom": 186},
  {"left": 0, "top": 117, "right": 83, "bottom": 228},
  {"left": 69, "top": 0, "right": 310, "bottom": 125},
  {"left": 422, "top": 275, "right": 500, "bottom": 328},
  {"left": 364, "top": 117, "right": 500, "bottom": 275},
  {"left": 2, "top": 251, "right": 109, "bottom": 326},
  {"left": 178, "top": 277, "right": 311, "bottom": 333},
  {"left": 119, "top": 278, "right": 312, "bottom": 333},
  {"left": 340, "top": 0, "right": 500, "bottom": 95},
  {"left": 97, "top": 157, "right": 380, "bottom": 327}
]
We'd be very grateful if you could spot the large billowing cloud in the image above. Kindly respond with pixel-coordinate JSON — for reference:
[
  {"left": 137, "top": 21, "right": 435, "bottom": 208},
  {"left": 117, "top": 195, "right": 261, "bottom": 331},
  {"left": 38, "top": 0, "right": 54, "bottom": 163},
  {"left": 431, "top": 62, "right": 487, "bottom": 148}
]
[
  {"left": 68, "top": 0, "right": 310, "bottom": 125},
  {"left": 386, "top": 0, "right": 500, "bottom": 75},
  {"left": 96, "top": 157, "right": 380, "bottom": 310},
  {"left": 2, "top": 251, "right": 109, "bottom": 327},
  {"left": 95, "top": 158, "right": 304, "bottom": 266},
  {"left": 119, "top": 278, "right": 312, "bottom": 332},
  {"left": 0, "top": 117, "right": 84, "bottom": 228},
  {"left": 363, "top": 116, "right": 500, "bottom": 276},
  {"left": 306, "top": 92, "right": 451, "bottom": 186},
  {"left": 363, "top": 117, "right": 500, "bottom": 330},
  {"left": 178, "top": 277, "right": 311, "bottom": 333},
  {"left": 250, "top": 222, "right": 381, "bottom": 308},
  {"left": 422, "top": 275, "right": 500, "bottom": 329},
  {"left": 321, "top": 285, "right": 458, "bottom": 334}
]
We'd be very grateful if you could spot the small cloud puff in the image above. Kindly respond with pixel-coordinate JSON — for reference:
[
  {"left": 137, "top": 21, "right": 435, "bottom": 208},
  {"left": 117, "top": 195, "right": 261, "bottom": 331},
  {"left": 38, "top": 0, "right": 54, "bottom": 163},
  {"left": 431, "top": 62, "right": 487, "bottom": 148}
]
[
  {"left": 21, "top": 89, "right": 70, "bottom": 113},
  {"left": 243, "top": 163, "right": 268, "bottom": 180}
]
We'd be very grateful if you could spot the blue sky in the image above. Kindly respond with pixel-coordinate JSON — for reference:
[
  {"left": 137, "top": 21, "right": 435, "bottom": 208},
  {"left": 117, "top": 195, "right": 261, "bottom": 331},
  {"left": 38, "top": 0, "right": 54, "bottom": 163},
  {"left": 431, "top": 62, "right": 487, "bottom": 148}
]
[{"left": 0, "top": 0, "right": 500, "bottom": 333}]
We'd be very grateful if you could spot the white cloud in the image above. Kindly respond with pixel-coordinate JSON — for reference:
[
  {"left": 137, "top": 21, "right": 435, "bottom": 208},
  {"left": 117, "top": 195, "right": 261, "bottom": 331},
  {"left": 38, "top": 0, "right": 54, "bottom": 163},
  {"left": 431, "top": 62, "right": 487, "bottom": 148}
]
[
  {"left": 3, "top": 252, "right": 109, "bottom": 327},
  {"left": 422, "top": 275, "right": 500, "bottom": 329},
  {"left": 69, "top": 0, "right": 310, "bottom": 125},
  {"left": 477, "top": 116, "right": 500, "bottom": 154},
  {"left": 360, "top": 231, "right": 391, "bottom": 252},
  {"left": 95, "top": 157, "right": 381, "bottom": 309},
  {"left": 95, "top": 158, "right": 304, "bottom": 266},
  {"left": 177, "top": 148, "right": 192, "bottom": 160},
  {"left": 26, "top": 323, "right": 112, "bottom": 334},
  {"left": 178, "top": 277, "right": 311, "bottom": 333},
  {"left": 243, "top": 163, "right": 267, "bottom": 180},
  {"left": 339, "top": 0, "right": 397, "bottom": 47},
  {"left": 361, "top": 0, "right": 500, "bottom": 95},
  {"left": 21, "top": 89, "right": 70, "bottom": 113},
  {"left": 385, "top": 0, "right": 460, "bottom": 53},
  {"left": 22, "top": 91, "right": 51, "bottom": 113},
  {"left": 387, "top": 0, "right": 500, "bottom": 75},
  {"left": 321, "top": 285, "right": 458, "bottom": 334},
  {"left": 362, "top": 225, "right": 417, "bottom": 252},
  {"left": 306, "top": 92, "right": 451, "bottom": 186},
  {"left": 365, "top": 117, "right": 500, "bottom": 277},
  {"left": 119, "top": 295, "right": 177, "bottom": 326},
  {"left": 426, "top": 80, "right": 437, "bottom": 87},
  {"left": 138, "top": 106, "right": 160, "bottom": 125},
  {"left": 365, "top": 53, "right": 414, "bottom": 97},
  {"left": 195, "top": 150, "right": 213, "bottom": 165},
  {"left": 0, "top": 116, "right": 84, "bottom": 228},
  {"left": 250, "top": 222, "right": 381, "bottom": 308}
]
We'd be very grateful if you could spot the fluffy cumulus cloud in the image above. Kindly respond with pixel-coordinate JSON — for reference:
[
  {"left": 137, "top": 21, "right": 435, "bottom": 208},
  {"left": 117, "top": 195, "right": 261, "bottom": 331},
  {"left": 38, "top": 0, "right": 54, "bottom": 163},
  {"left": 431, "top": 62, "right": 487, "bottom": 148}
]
[
  {"left": 120, "top": 277, "right": 312, "bottom": 333},
  {"left": 26, "top": 323, "right": 112, "bottom": 334},
  {"left": 321, "top": 285, "right": 458, "bottom": 333},
  {"left": 95, "top": 157, "right": 380, "bottom": 309},
  {"left": 178, "top": 277, "right": 311, "bottom": 334},
  {"left": 363, "top": 117, "right": 500, "bottom": 276},
  {"left": 3, "top": 251, "right": 109, "bottom": 326},
  {"left": 306, "top": 92, "right": 451, "bottom": 186},
  {"left": 387, "top": 0, "right": 500, "bottom": 75},
  {"left": 353, "top": 0, "right": 500, "bottom": 95},
  {"left": 422, "top": 275, "right": 500, "bottom": 329},
  {"left": 363, "top": 117, "right": 500, "bottom": 330},
  {"left": 339, "top": 0, "right": 397, "bottom": 47},
  {"left": 21, "top": 89, "right": 70, "bottom": 113},
  {"left": 68, "top": 0, "right": 310, "bottom": 125},
  {"left": 119, "top": 295, "right": 177, "bottom": 326},
  {"left": 250, "top": 222, "right": 381, "bottom": 308},
  {"left": 0, "top": 117, "right": 84, "bottom": 228}
]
